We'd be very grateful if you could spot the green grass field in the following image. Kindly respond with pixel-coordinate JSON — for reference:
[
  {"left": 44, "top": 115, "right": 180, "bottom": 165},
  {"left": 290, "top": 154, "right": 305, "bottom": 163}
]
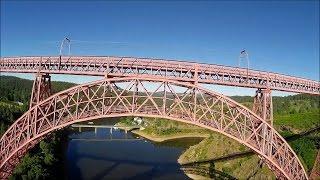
[
  {"left": 273, "top": 109, "right": 319, "bottom": 172},
  {"left": 274, "top": 109, "right": 320, "bottom": 133}
]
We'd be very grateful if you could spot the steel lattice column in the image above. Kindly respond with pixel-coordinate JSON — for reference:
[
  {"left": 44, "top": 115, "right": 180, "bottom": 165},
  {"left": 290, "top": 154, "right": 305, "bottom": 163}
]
[
  {"left": 253, "top": 88, "right": 273, "bottom": 126},
  {"left": 29, "top": 73, "right": 52, "bottom": 108}
]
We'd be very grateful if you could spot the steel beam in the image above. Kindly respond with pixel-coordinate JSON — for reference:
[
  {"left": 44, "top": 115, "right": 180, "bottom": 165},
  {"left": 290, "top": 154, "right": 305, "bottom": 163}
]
[{"left": 1, "top": 56, "right": 319, "bottom": 95}]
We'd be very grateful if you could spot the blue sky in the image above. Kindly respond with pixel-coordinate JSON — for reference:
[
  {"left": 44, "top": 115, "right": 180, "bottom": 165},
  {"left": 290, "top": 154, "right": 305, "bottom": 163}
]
[{"left": 1, "top": 1, "right": 319, "bottom": 96}]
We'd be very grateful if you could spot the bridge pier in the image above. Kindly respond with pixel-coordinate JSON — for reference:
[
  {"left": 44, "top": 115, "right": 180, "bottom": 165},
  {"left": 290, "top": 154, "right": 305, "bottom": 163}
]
[
  {"left": 253, "top": 88, "right": 273, "bottom": 126},
  {"left": 28, "top": 73, "right": 53, "bottom": 149},
  {"left": 29, "top": 73, "right": 52, "bottom": 108}
]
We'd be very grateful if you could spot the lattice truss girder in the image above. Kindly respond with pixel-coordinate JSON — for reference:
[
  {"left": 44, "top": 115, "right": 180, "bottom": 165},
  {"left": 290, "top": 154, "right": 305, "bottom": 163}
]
[
  {"left": 0, "top": 77, "right": 308, "bottom": 180},
  {"left": 0, "top": 56, "right": 319, "bottom": 94}
]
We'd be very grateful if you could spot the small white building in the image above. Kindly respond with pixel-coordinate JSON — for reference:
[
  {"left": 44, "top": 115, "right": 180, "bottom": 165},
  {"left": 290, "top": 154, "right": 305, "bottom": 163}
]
[
  {"left": 133, "top": 117, "right": 143, "bottom": 125},
  {"left": 15, "top": 101, "right": 24, "bottom": 106}
]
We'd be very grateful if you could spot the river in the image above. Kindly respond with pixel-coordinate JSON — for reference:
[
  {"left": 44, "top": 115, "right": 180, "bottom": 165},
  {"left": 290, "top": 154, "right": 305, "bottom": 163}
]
[{"left": 65, "top": 118, "right": 203, "bottom": 179}]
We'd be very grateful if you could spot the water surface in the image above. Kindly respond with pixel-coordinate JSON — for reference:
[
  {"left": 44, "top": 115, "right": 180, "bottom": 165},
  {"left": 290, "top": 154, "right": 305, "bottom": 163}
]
[{"left": 65, "top": 119, "right": 203, "bottom": 179}]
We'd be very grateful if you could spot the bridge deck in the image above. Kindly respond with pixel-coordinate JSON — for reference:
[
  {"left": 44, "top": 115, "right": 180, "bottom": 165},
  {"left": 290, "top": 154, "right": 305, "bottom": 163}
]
[{"left": 1, "top": 56, "right": 319, "bottom": 94}]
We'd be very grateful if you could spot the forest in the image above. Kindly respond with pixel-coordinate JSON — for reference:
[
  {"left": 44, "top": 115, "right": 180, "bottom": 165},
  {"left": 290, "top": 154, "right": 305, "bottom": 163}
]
[{"left": 0, "top": 76, "right": 75, "bottom": 179}]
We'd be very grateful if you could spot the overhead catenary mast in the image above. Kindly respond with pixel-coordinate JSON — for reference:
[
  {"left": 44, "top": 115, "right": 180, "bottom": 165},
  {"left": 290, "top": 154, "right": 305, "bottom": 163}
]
[
  {"left": 59, "top": 37, "right": 71, "bottom": 56},
  {"left": 238, "top": 49, "right": 250, "bottom": 81},
  {"left": 58, "top": 37, "right": 71, "bottom": 70}
]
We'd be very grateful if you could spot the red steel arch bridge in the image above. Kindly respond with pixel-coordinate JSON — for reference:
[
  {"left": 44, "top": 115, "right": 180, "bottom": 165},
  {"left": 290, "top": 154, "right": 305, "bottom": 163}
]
[{"left": 0, "top": 56, "right": 319, "bottom": 179}]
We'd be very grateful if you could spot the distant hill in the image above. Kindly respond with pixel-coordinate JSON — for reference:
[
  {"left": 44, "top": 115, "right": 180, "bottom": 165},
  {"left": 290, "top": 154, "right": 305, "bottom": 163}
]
[
  {"left": 231, "top": 94, "right": 319, "bottom": 115},
  {"left": 1, "top": 75, "right": 318, "bottom": 116},
  {"left": 0, "top": 76, "right": 77, "bottom": 135}
]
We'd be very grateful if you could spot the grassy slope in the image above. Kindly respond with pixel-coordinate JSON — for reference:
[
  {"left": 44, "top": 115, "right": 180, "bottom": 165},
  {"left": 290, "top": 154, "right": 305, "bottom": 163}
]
[
  {"left": 178, "top": 133, "right": 275, "bottom": 179},
  {"left": 233, "top": 95, "right": 320, "bottom": 173},
  {"left": 274, "top": 109, "right": 319, "bottom": 133},
  {"left": 274, "top": 109, "right": 319, "bottom": 172},
  {"left": 124, "top": 95, "right": 319, "bottom": 177},
  {"left": 178, "top": 109, "right": 319, "bottom": 177},
  {"left": 120, "top": 117, "right": 275, "bottom": 179}
]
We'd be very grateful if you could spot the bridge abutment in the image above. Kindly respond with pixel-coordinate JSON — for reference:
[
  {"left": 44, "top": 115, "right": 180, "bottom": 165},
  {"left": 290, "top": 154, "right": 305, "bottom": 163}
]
[{"left": 253, "top": 88, "right": 273, "bottom": 126}]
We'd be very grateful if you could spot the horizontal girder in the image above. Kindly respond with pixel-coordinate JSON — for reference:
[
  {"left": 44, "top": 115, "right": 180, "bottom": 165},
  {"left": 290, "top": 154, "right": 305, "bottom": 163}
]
[
  {"left": 0, "top": 77, "right": 308, "bottom": 179},
  {"left": 0, "top": 56, "right": 319, "bottom": 95}
]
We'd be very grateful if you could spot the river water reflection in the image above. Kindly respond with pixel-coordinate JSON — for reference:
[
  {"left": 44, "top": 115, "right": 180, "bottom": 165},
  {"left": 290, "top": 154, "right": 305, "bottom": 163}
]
[{"left": 65, "top": 119, "right": 203, "bottom": 179}]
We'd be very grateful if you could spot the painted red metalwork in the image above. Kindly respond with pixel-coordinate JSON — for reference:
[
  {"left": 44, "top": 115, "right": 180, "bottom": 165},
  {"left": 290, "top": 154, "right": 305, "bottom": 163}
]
[
  {"left": 253, "top": 88, "right": 273, "bottom": 125},
  {"left": 0, "top": 56, "right": 319, "bottom": 95},
  {"left": 29, "top": 73, "right": 52, "bottom": 108},
  {"left": 0, "top": 77, "right": 308, "bottom": 179}
]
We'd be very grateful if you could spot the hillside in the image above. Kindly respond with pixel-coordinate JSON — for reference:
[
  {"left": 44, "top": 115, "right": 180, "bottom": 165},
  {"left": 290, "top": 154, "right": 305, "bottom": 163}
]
[
  {"left": 0, "top": 76, "right": 77, "bottom": 136},
  {"left": 231, "top": 94, "right": 319, "bottom": 115},
  {"left": 0, "top": 76, "right": 76, "bottom": 104}
]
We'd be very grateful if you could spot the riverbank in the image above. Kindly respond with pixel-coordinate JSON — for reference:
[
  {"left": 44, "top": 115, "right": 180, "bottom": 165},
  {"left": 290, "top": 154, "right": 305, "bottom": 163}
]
[
  {"left": 116, "top": 121, "right": 210, "bottom": 142},
  {"left": 116, "top": 117, "right": 212, "bottom": 142},
  {"left": 178, "top": 135, "right": 275, "bottom": 179},
  {"left": 130, "top": 125, "right": 275, "bottom": 179},
  {"left": 131, "top": 129, "right": 209, "bottom": 142},
  {"left": 116, "top": 115, "right": 318, "bottom": 179},
  {"left": 115, "top": 117, "right": 275, "bottom": 179}
]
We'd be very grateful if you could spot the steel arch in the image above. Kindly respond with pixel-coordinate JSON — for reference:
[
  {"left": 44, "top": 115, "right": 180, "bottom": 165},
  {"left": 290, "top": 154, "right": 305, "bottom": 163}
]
[{"left": 0, "top": 77, "right": 308, "bottom": 179}]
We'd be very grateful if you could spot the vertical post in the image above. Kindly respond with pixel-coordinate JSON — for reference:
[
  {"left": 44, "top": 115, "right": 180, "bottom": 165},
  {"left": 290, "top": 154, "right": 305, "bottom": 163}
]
[
  {"left": 132, "top": 79, "right": 138, "bottom": 113},
  {"left": 193, "top": 64, "right": 199, "bottom": 85},
  {"left": 193, "top": 87, "right": 197, "bottom": 122},
  {"left": 253, "top": 88, "right": 273, "bottom": 126},
  {"left": 239, "top": 50, "right": 250, "bottom": 83},
  {"left": 192, "top": 65, "right": 199, "bottom": 121},
  {"left": 163, "top": 81, "right": 167, "bottom": 115}
]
